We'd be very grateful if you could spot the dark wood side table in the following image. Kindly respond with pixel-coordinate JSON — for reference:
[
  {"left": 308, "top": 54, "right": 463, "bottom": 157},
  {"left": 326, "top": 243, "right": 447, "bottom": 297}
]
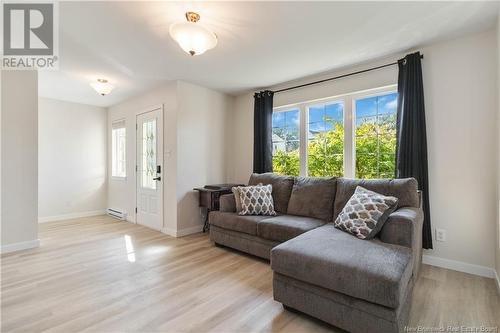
[{"left": 194, "top": 184, "right": 244, "bottom": 233}]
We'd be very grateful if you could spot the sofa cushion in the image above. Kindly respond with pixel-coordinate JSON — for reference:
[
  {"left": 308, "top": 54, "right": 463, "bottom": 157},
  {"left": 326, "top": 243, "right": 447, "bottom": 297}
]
[
  {"left": 287, "top": 176, "right": 337, "bottom": 221},
  {"left": 249, "top": 173, "right": 294, "bottom": 214},
  {"left": 257, "top": 215, "right": 325, "bottom": 242},
  {"left": 334, "top": 186, "right": 398, "bottom": 240},
  {"left": 270, "top": 224, "right": 413, "bottom": 309},
  {"left": 209, "top": 211, "right": 273, "bottom": 236},
  {"left": 219, "top": 194, "right": 236, "bottom": 213},
  {"left": 333, "top": 178, "right": 419, "bottom": 221}
]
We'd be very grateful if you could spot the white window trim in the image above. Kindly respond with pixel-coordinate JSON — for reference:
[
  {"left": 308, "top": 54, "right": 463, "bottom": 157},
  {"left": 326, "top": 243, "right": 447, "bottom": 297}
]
[
  {"left": 272, "top": 85, "right": 397, "bottom": 178},
  {"left": 111, "top": 119, "right": 127, "bottom": 180}
]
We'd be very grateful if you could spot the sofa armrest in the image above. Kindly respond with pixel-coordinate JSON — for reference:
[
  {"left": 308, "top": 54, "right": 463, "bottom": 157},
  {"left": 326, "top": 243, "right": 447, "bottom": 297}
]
[
  {"left": 219, "top": 193, "right": 236, "bottom": 212},
  {"left": 380, "top": 205, "right": 424, "bottom": 278},
  {"left": 380, "top": 207, "right": 422, "bottom": 248}
]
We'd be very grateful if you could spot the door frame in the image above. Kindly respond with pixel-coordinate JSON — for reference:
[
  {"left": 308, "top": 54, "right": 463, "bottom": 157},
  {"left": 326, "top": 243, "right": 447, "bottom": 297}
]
[{"left": 135, "top": 104, "right": 164, "bottom": 230}]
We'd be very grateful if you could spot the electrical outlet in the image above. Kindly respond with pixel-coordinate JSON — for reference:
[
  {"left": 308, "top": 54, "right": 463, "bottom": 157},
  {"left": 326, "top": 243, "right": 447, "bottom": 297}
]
[{"left": 435, "top": 228, "right": 446, "bottom": 242}]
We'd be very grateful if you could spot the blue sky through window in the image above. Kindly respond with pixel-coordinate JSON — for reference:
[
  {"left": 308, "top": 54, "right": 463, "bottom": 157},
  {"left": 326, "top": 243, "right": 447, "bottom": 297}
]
[
  {"left": 308, "top": 102, "right": 343, "bottom": 135},
  {"left": 308, "top": 103, "right": 343, "bottom": 123},
  {"left": 272, "top": 109, "right": 299, "bottom": 129},
  {"left": 377, "top": 93, "right": 398, "bottom": 114},
  {"left": 272, "top": 93, "right": 397, "bottom": 135},
  {"left": 356, "top": 92, "right": 397, "bottom": 126}
]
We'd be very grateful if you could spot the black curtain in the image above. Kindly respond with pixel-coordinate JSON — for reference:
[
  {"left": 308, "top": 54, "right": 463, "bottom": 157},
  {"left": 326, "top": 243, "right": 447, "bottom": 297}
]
[
  {"left": 253, "top": 90, "right": 274, "bottom": 173},
  {"left": 395, "top": 52, "right": 433, "bottom": 249}
]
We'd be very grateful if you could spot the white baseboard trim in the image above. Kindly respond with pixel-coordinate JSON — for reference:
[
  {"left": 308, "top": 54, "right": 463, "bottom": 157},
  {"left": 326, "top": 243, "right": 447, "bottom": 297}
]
[
  {"left": 162, "top": 227, "right": 176, "bottom": 237},
  {"left": 125, "top": 216, "right": 136, "bottom": 224},
  {"left": 495, "top": 270, "right": 500, "bottom": 294},
  {"left": 422, "top": 254, "right": 496, "bottom": 279},
  {"left": 1, "top": 239, "right": 40, "bottom": 254},
  {"left": 162, "top": 225, "right": 203, "bottom": 237},
  {"left": 38, "top": 210, "right": 106, "bottom": 223},
  {"left": 177, "top": 225, "right": 204, "bottom": 237}
]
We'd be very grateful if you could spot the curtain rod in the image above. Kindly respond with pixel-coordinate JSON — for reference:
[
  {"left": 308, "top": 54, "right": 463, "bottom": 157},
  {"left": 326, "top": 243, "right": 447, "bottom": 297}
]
[{"left": 272, "top": 54, "right": 424, "bottom": 94}]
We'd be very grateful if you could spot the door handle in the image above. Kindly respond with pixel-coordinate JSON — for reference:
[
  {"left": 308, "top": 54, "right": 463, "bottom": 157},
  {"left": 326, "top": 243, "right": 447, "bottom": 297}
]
[{"left": 153, "top": 176, "right": 161, "bottom": 181}]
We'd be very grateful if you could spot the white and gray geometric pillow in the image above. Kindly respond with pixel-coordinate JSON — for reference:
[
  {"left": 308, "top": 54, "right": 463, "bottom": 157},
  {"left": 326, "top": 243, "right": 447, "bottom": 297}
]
[
  {"left": 334, "top": 186, "right": 398, "bottom": 239},
  {"left": 232, "top": 183, "right": 263, "bottom": 213},
  {"left": 238, "top": 184, "right": 277, "bottom": 216}
]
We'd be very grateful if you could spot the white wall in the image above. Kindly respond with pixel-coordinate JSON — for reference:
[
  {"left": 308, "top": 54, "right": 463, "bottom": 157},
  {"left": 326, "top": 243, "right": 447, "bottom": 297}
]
[
  {"left": 229, "top": 92, "right": 254, "bottom": 184},
  {"left": 496, "top": 13, "right": 500, "bottom": 286},
  {"left": 1, "top": 70, "right": 39, "bottom": 253},
  {"left": 422, "top": 30, "right": 497, "bottom": 272},
  {"left": 228, "top": 29, "right": 499, "bottom": 275},
  {"left": 38, "top": 98, "right": 107, "bottom": 221},
  {"left": 175, "top": 81, "right": 232, "bottom": 234}
]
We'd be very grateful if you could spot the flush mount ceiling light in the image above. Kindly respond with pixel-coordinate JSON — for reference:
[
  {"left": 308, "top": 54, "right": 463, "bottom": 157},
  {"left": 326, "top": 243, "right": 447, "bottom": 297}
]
[
  {"left": 169, "top": 11, "right": 218, "bottom": 56},
  {"left": 90, "top": 79, "right": 114, "bottom": 96}
]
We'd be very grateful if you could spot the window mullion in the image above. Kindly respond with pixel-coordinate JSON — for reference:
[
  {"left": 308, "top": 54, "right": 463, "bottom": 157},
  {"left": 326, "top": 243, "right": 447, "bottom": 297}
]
[
  {"left": 344, "top": 97, "right": 354, "bottom": 179},
  {"left": 112, "top": 130, "right": 117, "bottom": 176},
  {"left": 376, "top": 103, "right": 380, "bottom": 178},
  {"left": 299, "top": 104, "right": 308, "bottom": 177}
]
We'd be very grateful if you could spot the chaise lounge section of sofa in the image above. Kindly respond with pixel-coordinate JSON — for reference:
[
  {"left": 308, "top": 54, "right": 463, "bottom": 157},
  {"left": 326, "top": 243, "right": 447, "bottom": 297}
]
[{"left": 208, "top": 173, "right": 423, "bottom": 333}]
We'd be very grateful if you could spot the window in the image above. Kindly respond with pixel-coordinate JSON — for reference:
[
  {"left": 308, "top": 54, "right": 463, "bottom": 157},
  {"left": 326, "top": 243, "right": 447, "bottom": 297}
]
[
  {"left": 355, "top": 93, "right": 397, "bottom": 179},
  {"left": 111, "top": 120, "right": 126, "bottom": 178},
  {"left": 272, "top": 87, "right": 397, "bottom": 179},
  {"left": 308, "top": 102, "right": 344, "bottom": 177},
  {"left": 272, "top": 109, "right": 300, "bottom": 176}
]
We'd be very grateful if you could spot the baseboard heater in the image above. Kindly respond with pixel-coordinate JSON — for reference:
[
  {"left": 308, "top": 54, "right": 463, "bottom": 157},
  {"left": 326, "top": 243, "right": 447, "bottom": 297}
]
[{"left": 107, "top": 208, "right": 127, "bottom": 220}]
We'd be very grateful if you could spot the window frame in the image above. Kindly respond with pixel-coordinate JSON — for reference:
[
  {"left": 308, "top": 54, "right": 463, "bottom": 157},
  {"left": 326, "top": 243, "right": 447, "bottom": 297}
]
[
  {"left": 272, "top": 85, "right": 397, "bottom": 178},
  {"left": 111, "top": 120, "right": 127, "bottom": 180}
]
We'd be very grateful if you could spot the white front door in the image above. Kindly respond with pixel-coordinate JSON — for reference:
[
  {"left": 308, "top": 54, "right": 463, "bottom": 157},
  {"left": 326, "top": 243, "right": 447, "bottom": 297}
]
[{"left": 136, "top": 108, "right": 163, "bottom": 231}]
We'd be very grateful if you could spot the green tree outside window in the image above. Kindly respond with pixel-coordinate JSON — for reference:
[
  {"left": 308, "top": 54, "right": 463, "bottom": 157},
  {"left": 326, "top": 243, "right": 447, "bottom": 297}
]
[{"left": 272, "top": 113, "right": 396, "bottom": 178}]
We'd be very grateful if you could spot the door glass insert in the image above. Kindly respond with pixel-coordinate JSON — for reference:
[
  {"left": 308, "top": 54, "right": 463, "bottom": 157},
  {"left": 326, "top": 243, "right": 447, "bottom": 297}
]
[{"left": 142, "top": 119, "right": 157, "bottom": 189}]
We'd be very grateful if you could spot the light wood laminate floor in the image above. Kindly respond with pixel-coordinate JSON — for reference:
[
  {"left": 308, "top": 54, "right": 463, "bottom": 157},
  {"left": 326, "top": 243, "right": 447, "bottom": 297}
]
[{"left": 1, "top": 216, "right": 499, "bottom": 333}]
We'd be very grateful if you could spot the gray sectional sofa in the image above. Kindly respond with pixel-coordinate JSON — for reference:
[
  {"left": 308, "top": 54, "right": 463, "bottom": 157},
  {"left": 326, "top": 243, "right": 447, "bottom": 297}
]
[{"left": 209, "top": 173, "right": 423, "bottom": 333}]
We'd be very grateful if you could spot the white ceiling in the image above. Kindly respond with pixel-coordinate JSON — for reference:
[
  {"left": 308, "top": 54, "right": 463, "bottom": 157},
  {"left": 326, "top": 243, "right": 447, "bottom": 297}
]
[{"left": 39, "top": 1, "right": 499, "bottom": 107}]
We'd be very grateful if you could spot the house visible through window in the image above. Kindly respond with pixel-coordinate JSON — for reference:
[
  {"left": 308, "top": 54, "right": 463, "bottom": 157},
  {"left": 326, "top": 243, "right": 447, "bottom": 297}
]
[
  {"left": 112, "top": 121, "right": 126, "bottom": 178},
  {"left": 272, "top": 109, "right": 300, "bottom": 176},
  {"left": 272, "top": 87, "right": 398, "bottom": 179}
]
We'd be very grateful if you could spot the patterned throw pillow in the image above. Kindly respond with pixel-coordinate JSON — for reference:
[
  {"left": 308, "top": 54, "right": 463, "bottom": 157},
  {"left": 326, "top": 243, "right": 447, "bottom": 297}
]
[
  {"left": 334, "top": 186, "right": 398, "bottom": 239},
  {"left": 238, "top": 184, "right": 277, "bottom": 216},
  {"left": 232, "top": 183, "right": 264, "bottom": 213}
]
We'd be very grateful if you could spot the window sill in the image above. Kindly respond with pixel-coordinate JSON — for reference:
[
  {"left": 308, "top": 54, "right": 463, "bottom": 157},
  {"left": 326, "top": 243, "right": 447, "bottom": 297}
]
[{"left": 111, "top": 176, "right": 127, "bottom": 181}]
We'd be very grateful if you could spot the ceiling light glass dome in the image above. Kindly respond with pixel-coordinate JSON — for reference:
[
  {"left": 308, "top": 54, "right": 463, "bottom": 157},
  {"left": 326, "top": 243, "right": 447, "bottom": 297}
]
[{"left": 169, "top": 12, "right": 217, "bottom": 56}]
